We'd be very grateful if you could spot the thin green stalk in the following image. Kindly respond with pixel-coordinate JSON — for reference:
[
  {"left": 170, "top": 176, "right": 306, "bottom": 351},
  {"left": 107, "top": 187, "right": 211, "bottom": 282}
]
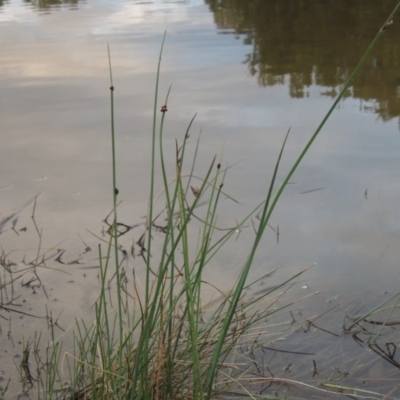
[
  {"left": 205, "top": 128, "right": 289, "bottom": 395},
  {"left": 204, "top": 7, "right": 400, "bottom": 395},
  {"left": 157, "top": 89, "right": 181, "bottom": 398},
  {"left": 107, "top": 44, "right": 123, "bottom": 388},
  {"left": 133, "top": 68, "right": 172, "bottom": 399},
  {"left": 345, "top": 290, "right": 400, "bottom": 331},
  {"left": 191, "top": 162, "right": 226, "bottom": 324},
  {"left": 259, "top": 8, "right": 400, "bottom": 240},
  {"left": 128, "top": 158, "right": 216, "bottom": 399},
  {"left": 184, "top": 119, "right": 199, "bottom": 198},
  {"left": 372, "top": 294, "right": 400, "bottom": 343},
  {"left": 145, "top": 31, "right": 167, "bottom": 312},
  {"left": 137, "top": 111, "right": 201, "bottom": 398},
  {"left": 204, "top": 9, "right": 400, "bottom": 269},
  {"left": 176, "top": 166, "right": 202, "bottom": 399},
  {"left": 96, "top": 242, "right": 114, "bottom": 368},
  {"left": 323, "top": 383, "right": 385, "bottom": 397}
]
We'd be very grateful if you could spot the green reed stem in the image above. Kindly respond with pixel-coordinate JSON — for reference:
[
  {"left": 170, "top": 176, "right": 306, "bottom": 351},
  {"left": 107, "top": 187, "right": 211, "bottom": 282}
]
[
  {"left": 204, "top": 6, "right": 400, "bottom": 396},
  {"left": 176, "top": 167, "right": 202, "bottom": 399},
  {"left": 145, "top": 31, "right": 167, "bottom": 313},
  {"left": 107, "top": 45, "right": 123, "bottom": 380},
  {"left": 260, "top": 6, "right": 400, "bottom": 240},
  {"left": 158, "top": 90, "right": 180, "bottom": 396},
  {"left": 128, "top": 158, "right": 216, "bottom": 399}
]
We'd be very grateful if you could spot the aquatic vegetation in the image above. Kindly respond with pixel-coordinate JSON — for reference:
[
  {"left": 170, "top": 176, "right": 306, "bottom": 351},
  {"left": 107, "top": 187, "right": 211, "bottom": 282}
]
[{"left": 2, "top": 3, "right": 400, "bottom": 399}]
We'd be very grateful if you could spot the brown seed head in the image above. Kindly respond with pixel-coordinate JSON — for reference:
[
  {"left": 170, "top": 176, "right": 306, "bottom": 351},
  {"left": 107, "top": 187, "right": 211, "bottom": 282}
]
[
  {"left": 190, "top": 185, "right": 200, "bottom": 197},
  {"left": 383, "top": 19, "right": 393, "bottom": 30}
]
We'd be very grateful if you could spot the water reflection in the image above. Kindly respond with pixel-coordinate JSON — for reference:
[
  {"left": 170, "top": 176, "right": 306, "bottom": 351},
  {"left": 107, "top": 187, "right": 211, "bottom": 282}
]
[
  {"left": 205, "top": 0, "right": 400, "bottom": 122},
  {"left": 24, "top": 0, "right": 82, "bottom": 11},
  {"left": 1, "top": 0, "right": 400, "bottom": 396}
]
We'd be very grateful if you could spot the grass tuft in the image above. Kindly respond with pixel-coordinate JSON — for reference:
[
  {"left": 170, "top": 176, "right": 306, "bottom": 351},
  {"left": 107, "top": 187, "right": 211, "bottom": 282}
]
[{"left": 4, "top": 3, "right": 400, "bottom": 399}]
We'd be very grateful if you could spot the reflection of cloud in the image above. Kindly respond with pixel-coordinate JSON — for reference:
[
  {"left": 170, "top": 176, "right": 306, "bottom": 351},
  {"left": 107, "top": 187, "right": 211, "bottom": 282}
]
[
  {"left": 0, "top": 42, "right": 106, "bottom": 81},
  {"left": 0, "top": 1, "right": 212, "bottom": 82},
  {"left": 0, "top": 0, "right": 37, "bottom": 23},
  {"left": 93, "top": 1, "right": 203, "bottom": 35}
]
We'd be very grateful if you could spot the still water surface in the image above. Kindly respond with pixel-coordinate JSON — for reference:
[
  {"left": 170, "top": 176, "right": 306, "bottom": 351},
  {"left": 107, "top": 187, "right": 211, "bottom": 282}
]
[{"left": 1, "top": 0, "right": 400, "bottom": 397}]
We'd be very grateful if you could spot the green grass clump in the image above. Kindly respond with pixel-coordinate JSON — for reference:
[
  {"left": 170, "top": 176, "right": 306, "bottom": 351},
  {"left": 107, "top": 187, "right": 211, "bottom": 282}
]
[{"left": 23, "top": 4, "right": 400, "bottom": 399}]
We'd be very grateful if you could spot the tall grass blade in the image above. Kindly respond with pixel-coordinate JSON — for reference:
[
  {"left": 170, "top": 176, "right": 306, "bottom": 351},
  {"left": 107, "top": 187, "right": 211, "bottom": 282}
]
[
  {"left": 204, "top": 5, "right": 400, "bottom": 395},
  {"left": 146, "top": 30, "right": 167, "bottom": 311}
]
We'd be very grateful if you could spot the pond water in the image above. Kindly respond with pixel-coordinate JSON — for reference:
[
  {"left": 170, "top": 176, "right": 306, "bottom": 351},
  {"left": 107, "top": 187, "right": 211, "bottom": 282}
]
[{"left": 1, "top": 0, "right": 400, "bottom": 397}]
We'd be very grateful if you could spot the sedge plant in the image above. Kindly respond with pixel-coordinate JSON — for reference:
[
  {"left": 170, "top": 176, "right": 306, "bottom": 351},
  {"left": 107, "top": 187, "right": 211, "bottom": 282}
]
[{"left": 28, "top": 3, "right": 400, "bottom": 399}]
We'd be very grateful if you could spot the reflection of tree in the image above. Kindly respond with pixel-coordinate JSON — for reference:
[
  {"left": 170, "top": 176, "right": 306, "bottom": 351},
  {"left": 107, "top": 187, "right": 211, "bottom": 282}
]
[
  {"left": 0, "top": 0, "right": 8, "bottom": 8},
  {"left": 24, "top": 0, "right": 80, "bottom": 11},
  {"left": 205, "top": 0, "right": 400, "bottom": 121}
]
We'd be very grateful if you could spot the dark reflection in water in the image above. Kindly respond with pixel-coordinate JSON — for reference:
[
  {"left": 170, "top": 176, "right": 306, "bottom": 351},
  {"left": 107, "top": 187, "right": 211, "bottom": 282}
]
[
  {"left": 24, "top": 0, "right": 82, "bottom": 11},
  {"left": 205, "top": 0, "right": 400, "bottom": 123}
]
